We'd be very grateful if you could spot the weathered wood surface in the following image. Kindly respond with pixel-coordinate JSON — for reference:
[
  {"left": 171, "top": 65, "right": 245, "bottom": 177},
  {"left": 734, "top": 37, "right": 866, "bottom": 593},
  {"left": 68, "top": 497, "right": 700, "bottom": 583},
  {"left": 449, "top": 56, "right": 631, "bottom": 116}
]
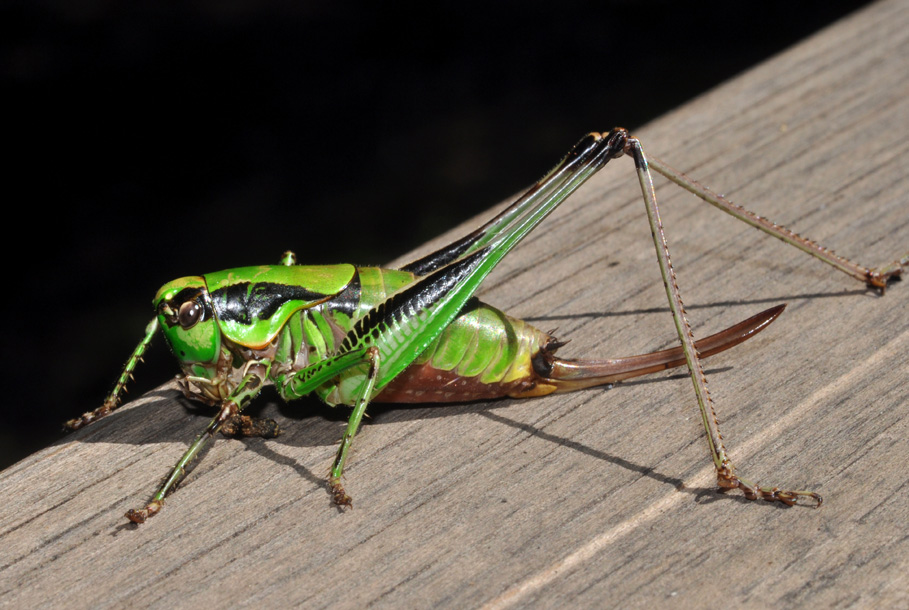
[{"left": 3, "top": 2, "right": 908, "bottom": 607}]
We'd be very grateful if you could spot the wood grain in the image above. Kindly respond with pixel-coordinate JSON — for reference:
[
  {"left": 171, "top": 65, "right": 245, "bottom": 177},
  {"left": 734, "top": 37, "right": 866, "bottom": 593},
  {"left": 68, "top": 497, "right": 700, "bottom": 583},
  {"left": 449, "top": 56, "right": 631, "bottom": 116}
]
[{"left": 2, "top": 2, "right": 907, "bottom": 607}]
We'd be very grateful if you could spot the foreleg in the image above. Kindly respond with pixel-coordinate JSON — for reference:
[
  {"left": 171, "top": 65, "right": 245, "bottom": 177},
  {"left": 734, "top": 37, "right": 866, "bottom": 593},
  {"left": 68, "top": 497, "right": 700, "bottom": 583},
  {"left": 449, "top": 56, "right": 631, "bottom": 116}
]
[{"left": 125, "top": 362, "right": 270, "bottom": 523}]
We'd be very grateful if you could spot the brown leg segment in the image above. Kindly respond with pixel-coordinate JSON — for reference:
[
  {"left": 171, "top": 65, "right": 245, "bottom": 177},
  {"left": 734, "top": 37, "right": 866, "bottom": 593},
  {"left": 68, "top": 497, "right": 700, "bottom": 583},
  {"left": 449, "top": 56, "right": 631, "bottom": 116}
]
[
  {"left": 625, "top": 131, "right": 821, "bottom": 507},
  {"left": 647, "top": 156, "right": 906, "bottom": 292}
]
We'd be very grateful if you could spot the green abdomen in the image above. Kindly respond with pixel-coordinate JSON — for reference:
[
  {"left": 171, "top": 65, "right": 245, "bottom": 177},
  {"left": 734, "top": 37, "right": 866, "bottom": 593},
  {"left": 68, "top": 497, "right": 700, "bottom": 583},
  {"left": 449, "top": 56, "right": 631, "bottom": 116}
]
[
  {"left": 356, "top": 267, "right": 552, "bottom": 400},
  {"left": 375, "top": 297, "right": 553, "bottom": 403}
]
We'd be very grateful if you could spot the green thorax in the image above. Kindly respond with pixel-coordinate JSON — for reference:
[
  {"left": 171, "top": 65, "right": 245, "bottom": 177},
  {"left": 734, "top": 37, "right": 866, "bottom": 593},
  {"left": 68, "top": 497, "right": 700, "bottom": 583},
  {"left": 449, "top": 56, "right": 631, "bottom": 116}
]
[
  {"left": 202, "top": 264, "right": 357, "bottom": 348},
  {"left": 268, "top": 266, "right": 417, "bottom": 405},
  {"left": 268, "top": 266, "right": 417, "bottom": 369}
]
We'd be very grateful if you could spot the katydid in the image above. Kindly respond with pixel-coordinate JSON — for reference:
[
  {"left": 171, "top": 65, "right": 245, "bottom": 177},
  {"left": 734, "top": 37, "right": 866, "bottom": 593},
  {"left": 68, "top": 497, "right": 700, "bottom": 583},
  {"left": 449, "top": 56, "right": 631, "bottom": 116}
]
[{"left": 66, "top": 128, "right": 907, "bottom": 524}]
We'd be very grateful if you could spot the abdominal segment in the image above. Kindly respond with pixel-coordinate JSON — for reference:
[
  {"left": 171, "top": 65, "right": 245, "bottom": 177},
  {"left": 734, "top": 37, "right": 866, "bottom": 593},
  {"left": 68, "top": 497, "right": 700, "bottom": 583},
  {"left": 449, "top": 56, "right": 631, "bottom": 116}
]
[{"left": 374, "top": 299, "right": 558, "bottom": 403}]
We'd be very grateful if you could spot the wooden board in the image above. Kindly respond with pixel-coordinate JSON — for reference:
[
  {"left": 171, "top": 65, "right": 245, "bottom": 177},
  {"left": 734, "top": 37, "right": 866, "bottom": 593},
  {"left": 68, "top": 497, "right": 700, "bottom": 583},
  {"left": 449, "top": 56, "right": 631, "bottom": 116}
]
[{"left": 2, "top": 1, "right": 907, "bottom": 607}]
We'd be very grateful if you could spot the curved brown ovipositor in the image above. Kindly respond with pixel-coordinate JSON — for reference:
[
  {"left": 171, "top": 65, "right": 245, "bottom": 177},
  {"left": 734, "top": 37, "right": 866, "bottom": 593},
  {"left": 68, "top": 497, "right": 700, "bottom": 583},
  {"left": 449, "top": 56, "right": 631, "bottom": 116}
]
[{"left": 377, "top": 305, "right": 785, "bottom": 402}]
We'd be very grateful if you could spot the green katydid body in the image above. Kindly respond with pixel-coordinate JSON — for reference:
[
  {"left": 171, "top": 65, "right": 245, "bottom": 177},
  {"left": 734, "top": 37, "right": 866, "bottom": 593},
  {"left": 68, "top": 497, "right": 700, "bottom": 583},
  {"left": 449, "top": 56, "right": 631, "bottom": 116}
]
[
  {"left": 66, "top": 128, "right": 906, "bottom": 523},
  {"left": 153, "top": 263, "right": 548, "bottom": 409},
  {"left": 154, "top": 263, "right": 781, "bottom": 414}
]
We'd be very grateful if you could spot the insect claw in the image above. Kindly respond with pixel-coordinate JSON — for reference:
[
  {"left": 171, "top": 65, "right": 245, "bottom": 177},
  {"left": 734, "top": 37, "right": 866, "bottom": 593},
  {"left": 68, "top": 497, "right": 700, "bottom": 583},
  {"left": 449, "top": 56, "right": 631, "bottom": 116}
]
[
  {"left": 125, "top": 500, "right": 163, "bottom": 524},
  {"left": 867, "top": 253, "right": 908, "bottom": 293},
  {"left": 125, "top": 508, "right": 148, "bottom": 524},
  {"left": 329, "top": 477, "right": 353, "bottom": 509},
  {"left": 721, "top": 473, "right": 822, "bottom": 508},
  {"left": 220, "top": 415, "right": 281, "bottom": 438}
]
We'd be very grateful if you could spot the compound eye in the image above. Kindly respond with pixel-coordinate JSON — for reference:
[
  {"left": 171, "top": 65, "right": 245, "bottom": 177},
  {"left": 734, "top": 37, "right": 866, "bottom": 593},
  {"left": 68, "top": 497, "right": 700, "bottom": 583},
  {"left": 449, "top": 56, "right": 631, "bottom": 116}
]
[{"left": 178, "top": 300, "right": 203, "bottom": 329}]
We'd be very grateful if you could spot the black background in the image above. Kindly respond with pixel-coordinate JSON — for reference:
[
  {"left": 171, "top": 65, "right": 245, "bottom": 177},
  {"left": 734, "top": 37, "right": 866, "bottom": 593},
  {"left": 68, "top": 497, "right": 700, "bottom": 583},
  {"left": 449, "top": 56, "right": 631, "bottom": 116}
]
[{"left": 2, "top": 1, "right": 873, "bottom": 468}]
